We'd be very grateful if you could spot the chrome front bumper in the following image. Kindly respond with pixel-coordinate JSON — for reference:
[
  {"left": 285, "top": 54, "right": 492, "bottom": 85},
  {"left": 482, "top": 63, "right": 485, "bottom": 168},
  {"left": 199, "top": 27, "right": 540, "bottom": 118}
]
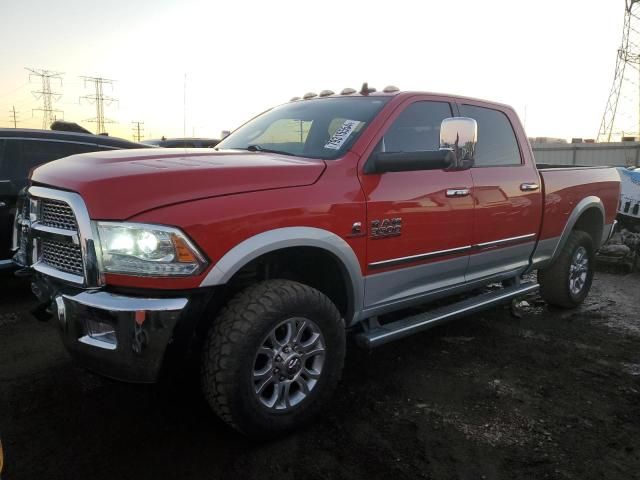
[{"left": 54, "top": 290, "right": 188, "bottom": 383}]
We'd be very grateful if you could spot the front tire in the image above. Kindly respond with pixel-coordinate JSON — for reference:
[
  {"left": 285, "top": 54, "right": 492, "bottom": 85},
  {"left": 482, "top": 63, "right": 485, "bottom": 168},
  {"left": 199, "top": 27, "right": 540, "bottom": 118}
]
[
  {"left": 201, "top": 280, "right": 346, "bottom": 438},
  {"left": 538, "top": 230, "right": 595, "bottom": 308}
]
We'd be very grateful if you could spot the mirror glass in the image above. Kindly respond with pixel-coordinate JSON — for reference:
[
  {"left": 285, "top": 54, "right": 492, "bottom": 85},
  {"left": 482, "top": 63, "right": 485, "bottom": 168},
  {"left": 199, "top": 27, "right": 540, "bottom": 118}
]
[{"left": 440, "top": 117, "right": 477, "bottom": 162}]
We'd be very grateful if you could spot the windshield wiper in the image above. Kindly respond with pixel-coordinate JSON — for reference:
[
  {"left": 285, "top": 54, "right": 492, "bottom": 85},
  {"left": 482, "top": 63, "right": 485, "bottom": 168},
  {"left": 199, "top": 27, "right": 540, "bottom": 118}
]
[{"left": 245, "top": 145, "right": 296, "bottom": 156}]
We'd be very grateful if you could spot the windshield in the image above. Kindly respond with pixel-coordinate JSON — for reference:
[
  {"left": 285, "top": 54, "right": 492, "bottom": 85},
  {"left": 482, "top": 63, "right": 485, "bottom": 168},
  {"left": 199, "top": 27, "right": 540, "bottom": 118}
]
[{"left": 215, "top": 96, "right": 390, "bottom": 160}]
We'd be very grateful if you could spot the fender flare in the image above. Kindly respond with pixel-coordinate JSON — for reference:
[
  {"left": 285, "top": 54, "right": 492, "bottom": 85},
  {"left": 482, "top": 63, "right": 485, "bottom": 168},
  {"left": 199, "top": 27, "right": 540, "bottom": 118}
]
[
  {"left": 547, "top": 195, "right": 605, "bottom": 265},
  {"left": 199, "top": 227, "right": 364, "bottom": 325}
]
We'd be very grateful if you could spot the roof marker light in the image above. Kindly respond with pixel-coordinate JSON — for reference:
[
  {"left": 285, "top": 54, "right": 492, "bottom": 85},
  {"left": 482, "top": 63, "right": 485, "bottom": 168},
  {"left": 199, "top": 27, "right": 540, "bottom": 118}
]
[
  {"left": 303, "top": 92, "right": 318, "bottom": 100},
  {"left": 319, "top": 90, "right": 335, "bottom": 97},
  {"left": 290, "top": 96, "right": 301, "bottom": 101},
  {"left": 341, "top": 87, "right": 356, "bottom": 95},
  {"left": 383, "top": 85, "right": 400, "bottom": 93}
]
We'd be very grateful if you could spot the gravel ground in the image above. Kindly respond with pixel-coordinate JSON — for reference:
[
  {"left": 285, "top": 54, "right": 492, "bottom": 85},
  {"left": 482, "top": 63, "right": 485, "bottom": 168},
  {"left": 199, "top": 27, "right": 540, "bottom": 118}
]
[{"left": 1, "top": 271, "right": 639, "bottom": 480}]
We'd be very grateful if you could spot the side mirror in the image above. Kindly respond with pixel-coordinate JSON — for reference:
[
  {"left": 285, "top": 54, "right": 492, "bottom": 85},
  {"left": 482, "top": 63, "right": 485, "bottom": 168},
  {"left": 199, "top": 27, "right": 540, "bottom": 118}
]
[
  {"left": 365, "top": 150, "right": 455, "bottom": 174},
  {"left": 440, "top": 117, "right": 477, "bottom": 166}
]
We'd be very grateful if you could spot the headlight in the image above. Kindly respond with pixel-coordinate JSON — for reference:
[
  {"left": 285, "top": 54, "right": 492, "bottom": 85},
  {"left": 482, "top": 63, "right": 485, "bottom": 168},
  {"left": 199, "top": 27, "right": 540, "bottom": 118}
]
[{"left": 96, "top": 222, "right": 207, "bottom": 276}]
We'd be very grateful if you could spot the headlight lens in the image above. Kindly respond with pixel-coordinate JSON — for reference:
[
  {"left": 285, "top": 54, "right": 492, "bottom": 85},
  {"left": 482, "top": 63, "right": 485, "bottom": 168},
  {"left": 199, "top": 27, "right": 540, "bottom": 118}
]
[{"left": 96, "top": 222, "right": 207, "bottom": 276}]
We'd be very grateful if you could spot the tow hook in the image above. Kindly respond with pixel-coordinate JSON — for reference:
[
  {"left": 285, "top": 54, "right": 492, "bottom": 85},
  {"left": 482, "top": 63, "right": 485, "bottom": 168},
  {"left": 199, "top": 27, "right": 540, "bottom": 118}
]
[{"left": 29, "top": 281, "right": 55, "bottom": 322}]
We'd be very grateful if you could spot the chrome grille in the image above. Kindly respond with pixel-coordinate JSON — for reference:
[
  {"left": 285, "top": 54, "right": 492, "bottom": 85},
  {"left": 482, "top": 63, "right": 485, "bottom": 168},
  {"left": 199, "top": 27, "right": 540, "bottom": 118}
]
[
  {"left": 41, "top": 198, "right": 77, "bottom": 230},
  {"left": 41, "top": 239, "right": 84, "bottom": 276},
  {"left": 18, "top": 186, "right": 99, "bottom": 286}
]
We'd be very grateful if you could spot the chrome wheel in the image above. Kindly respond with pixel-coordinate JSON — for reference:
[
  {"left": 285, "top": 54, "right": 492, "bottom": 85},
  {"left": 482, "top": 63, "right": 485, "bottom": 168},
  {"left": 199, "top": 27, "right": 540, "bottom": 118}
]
[
  {"left": 252, "top": 317, "right": 326, "bottom": 411},
  {"left": 569, "top": 246, "right": 589, "bottom": 295}
]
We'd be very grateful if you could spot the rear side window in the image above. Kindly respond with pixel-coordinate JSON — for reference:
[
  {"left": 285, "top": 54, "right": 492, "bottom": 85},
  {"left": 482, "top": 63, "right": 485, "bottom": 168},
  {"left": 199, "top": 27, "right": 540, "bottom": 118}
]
[
  {"left": 380, "top": 101, "right": 453, "bottom": 153},
  {"left": 10, "top": 140, "right": 98, "bottom": 179},
  {"left": 459, "top": 105, "right": 521, "bottom": 166}
]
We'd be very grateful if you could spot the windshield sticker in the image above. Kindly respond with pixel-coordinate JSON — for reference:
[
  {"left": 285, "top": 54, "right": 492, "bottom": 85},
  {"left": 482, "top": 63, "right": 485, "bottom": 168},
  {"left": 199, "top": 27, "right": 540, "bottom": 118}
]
[{"left": 324, "top": 120, "right": 361, "bottom": 150}]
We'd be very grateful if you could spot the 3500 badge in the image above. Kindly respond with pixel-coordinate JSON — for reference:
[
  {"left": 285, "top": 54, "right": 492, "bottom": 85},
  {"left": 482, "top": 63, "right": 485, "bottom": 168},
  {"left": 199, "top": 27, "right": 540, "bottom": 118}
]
[{"left": 370, "top": 218, "right": 402, "bottom": 238}]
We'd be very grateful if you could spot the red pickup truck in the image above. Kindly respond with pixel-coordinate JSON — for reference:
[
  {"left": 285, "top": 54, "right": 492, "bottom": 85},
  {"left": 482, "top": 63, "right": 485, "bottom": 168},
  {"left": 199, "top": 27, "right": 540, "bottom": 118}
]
[{"left": 14, "top": 87, "right": 620, "bottom": 437}]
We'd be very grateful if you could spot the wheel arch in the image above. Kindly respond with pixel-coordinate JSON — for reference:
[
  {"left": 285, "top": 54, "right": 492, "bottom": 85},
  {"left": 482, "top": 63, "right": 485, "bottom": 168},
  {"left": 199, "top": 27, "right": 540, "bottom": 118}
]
[
  {"left": 549, "top": 196, "right": 605, "bottom": 265},
  {"left": 199, "top": 227, "right": 364, "bottom": 325}
]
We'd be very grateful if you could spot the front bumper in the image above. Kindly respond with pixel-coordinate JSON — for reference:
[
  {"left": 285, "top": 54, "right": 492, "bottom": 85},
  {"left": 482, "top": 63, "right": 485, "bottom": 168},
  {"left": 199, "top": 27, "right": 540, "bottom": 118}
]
[{"left": 54, "top": 289, "right": 189, "bottom": 383}]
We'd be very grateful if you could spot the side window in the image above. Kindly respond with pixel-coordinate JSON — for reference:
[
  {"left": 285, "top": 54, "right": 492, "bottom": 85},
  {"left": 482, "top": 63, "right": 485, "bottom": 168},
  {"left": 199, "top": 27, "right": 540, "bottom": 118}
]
[
  {"left": 459, "top": 105, "right": 521, "bottom": 166},
  {"left": 11, "top": 140, "right": 98, "bottom": 179},
  {"left": 379, "top": 101, "right": 452, "bottom": 153},
  {"left": 2, "top": 140, "right": 22, "bottom": 181},
  {"left": 0, "top": 140, "right": 5, "bottom": 178}
]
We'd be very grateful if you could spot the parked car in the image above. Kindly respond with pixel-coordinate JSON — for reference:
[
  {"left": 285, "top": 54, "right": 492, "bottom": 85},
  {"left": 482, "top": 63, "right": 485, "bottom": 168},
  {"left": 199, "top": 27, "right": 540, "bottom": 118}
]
[
  {"left": 0, "top": 129, "right": 145, "bottom": 270},
  {"left": 617, "top": 167, "right": 640, "bottom": 230},
  {"left": 15, "top": 88, "right": 620, "bottom": 438},
  {"left": 141, "top": 137, "right": 220, "bottom": 148}
]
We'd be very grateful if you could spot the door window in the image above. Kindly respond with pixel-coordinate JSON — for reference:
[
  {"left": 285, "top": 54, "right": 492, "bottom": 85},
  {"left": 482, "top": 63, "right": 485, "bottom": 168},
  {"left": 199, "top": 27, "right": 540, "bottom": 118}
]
[
  {"left": 377, "top": 101, "right": 453, "bottom": 153},
  {"left": 8, "top": 140, "right": 98, "bottom": 179},
  {"left": 459, "top": 105, "right": 521, "bottom": 166}
]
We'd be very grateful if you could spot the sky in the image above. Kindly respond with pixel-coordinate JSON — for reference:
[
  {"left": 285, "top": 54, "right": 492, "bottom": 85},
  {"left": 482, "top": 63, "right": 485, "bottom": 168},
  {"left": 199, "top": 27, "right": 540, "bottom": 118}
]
[{"left": 0, "top": 0, "right": 627, "bottom": 141}]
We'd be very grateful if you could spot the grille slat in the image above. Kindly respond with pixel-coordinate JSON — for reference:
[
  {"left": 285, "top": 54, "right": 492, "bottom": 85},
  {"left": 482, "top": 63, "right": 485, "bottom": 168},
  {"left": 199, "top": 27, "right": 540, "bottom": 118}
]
[
  {"left": 41, "top": 199, "right": 78, "bottom": 231},
  {"left": 41, "top": 239, "right": 84, "bottom": 276}
]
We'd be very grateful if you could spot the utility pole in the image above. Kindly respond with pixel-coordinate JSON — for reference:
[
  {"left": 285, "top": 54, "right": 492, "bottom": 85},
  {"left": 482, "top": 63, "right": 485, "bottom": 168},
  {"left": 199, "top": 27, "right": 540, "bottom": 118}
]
[
  {"left": 25, "top": 67, "right": 64, "bottom": 129},
  {"left": 9, "top": 106, "right": 19, "bottom": 128},
  {"left": 132, "top": 121, "right": 144, "bottom": 142},
  {"left": 80, "top": 76, "right": 116, "bottom": 134},
  {"left": 598, "top": 0, "right": 640, "bottom": 142}
]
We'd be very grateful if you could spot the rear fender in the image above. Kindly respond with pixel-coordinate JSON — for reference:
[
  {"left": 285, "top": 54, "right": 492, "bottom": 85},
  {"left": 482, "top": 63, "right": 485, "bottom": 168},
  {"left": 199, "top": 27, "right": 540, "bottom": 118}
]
[{"left": 532, "top": 196, "right": 605, "bottom": 270}]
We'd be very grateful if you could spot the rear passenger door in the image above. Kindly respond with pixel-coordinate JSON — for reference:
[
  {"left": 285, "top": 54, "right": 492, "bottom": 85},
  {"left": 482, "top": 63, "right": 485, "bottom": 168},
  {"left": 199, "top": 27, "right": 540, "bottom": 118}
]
[{"left": 459, "top": 103, "right": 543, "bottom": 281}]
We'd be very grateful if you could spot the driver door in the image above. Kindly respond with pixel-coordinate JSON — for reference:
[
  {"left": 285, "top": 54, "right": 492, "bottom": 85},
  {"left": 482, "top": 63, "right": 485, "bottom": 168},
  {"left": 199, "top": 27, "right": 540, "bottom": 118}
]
[{"left": 358, "top": 97, "right": 474, "bottom": 314}]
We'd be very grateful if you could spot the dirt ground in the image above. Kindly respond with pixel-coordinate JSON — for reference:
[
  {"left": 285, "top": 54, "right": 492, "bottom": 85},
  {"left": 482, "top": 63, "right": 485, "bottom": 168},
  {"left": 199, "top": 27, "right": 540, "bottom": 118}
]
[{"left": 1, "top": 270, "right": 639, "bottom": 480}]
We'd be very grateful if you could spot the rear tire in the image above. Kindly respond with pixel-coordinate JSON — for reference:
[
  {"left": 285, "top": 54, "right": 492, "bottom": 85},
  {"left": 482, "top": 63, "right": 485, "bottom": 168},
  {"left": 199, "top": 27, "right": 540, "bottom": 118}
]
[
  {"left": 538, "top": 230, "right": 595, "bottom": 308},
  {"left": 201, "top": 280, "right": 346, "bottom": 438}
]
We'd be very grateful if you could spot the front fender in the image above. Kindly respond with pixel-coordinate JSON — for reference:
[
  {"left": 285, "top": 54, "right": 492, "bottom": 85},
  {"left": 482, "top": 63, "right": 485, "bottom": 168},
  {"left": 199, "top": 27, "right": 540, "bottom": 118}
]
[{"left": 199, "top": 227, "right": 364, "bottom": 325}]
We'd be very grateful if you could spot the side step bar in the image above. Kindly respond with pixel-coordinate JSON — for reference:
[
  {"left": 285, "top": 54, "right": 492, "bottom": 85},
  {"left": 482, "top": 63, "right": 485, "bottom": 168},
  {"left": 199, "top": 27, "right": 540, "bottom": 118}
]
[{"left": 355, "top": 282, "right": 539, "bottom": 349}]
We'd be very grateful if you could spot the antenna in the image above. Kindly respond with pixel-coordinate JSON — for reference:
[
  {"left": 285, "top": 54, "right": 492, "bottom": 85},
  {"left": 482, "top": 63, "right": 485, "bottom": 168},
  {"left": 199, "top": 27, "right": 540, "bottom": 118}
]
[
  {"left": 25, "top": 67, "right": 64, "bottom": 129},
  {"left": 80, "top": 76, "right": 116, "bottom": 134},
  {"left": 360, "top": 82, "right": 376, "bottom": 95},
  {"left": 9, "top": 106, "right": 19, "bottom": 128},
  {"left": 132, "top": 121, "right": 145, "bottom": 142},
  {"left": 598, "top": 0, "right": 640, "bottom": 141}
]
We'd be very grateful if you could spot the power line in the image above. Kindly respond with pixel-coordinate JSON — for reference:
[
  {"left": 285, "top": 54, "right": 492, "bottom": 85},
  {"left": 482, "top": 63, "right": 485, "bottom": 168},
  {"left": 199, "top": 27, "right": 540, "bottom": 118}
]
[
  {"left": 25, "top": 67, "right": 64, "bottom": 129},
  {"left": 598, "top": 0, "right": 640, "bottom": 142},
  {"left": 80, "top": 76, "right": 117, "bottom": 134},
  {"left": 9, "top": 106, "right": 19, "bottom": 128},
  {"left": 132, "top": 121, "right": 144, "bottom": 142}
]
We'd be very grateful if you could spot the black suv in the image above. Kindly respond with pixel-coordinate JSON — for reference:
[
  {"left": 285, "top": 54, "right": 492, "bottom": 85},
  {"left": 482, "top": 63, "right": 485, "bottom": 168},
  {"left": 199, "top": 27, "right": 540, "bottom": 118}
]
[
  {"left": 0, "top": 128, "right": 145, "bottom": 270},
  {"left": 141, "top": 137, "right": 220, "bottom": 148}
]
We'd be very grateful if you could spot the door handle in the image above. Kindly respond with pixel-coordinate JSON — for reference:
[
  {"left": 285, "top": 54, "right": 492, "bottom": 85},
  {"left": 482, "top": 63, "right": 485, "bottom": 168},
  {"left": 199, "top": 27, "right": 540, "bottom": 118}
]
[
  {"left": 520, "top": 183, "right": 539, "bottom": 192},
  {"left": 446, "top": 188, "right": 470, "bottom": 198}
]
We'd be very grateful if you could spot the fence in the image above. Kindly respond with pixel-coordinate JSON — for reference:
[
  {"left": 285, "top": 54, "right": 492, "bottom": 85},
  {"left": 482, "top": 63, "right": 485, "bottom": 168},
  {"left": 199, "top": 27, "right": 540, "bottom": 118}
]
[{"left": 531, "top": 142, "right": 640, "bottom": 167}]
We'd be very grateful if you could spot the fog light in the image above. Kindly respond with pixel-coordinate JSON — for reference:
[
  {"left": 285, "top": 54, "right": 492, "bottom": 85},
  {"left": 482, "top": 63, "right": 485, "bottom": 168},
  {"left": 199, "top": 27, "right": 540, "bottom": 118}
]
[{"left": 79, "top": 318, "right": 117, "bottom": 350}]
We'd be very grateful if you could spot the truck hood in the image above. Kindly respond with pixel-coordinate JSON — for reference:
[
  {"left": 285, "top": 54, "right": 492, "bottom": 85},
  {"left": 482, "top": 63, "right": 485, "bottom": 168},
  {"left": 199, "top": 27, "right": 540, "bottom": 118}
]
[{"left": 31, "top": 148, "right": 326, "bottom": 219}]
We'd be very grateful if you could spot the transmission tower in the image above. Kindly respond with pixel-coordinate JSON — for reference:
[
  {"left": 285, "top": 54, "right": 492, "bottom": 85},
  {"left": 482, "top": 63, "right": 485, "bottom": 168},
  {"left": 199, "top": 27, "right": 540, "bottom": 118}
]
[
  {"left": 26, "top": 68, "right": 64, "bottom": 129},
  {"left": 9, "top": 106, "right": 19, "bottom": 128},
  {"left": 598, "top": 1, "right": 640, "bottom": 142},
  {"left": 80, "top": 76, "right": 116, "bottom": 134},
  {"left": 132, "top": 121, "right": 144, "bottom": 142}
]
